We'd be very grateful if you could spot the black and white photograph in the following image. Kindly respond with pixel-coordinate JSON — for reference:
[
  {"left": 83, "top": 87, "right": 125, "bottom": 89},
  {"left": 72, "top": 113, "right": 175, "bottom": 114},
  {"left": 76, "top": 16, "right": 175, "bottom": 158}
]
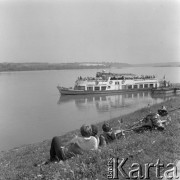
[{"left": 0, "top": 0, "right": 180, "bottom": 179}]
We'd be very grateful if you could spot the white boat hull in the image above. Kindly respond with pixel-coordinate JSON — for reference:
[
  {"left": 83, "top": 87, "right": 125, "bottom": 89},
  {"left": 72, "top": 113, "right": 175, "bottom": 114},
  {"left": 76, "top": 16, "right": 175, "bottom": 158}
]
[{"left": 57, "top": 86, "right": 151, "bottom": 95}]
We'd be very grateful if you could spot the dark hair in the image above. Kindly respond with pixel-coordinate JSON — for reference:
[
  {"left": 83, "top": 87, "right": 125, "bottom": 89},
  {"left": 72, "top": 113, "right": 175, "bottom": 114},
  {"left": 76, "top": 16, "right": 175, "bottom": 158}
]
[
  {"left": 80, "top": 125, "right": 92, "bottom": 137},
  {"left": 102, "top": 123, "right": 112, "bottom": 132},
  {"left": 91, "top": 124, "right": 98, "bottom": 136}
]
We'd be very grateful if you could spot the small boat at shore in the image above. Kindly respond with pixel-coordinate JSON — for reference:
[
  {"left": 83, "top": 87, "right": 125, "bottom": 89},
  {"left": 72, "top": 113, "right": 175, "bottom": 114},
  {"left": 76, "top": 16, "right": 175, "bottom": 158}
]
[
  {"left": 150, "top": 76, "right": 180, "bottom": 95},
  {"left": 151, "top": 87, "right": 180, "bottom": 95},
  {"left": 57, "top": 71, "right": 160, "bottom": 95}
]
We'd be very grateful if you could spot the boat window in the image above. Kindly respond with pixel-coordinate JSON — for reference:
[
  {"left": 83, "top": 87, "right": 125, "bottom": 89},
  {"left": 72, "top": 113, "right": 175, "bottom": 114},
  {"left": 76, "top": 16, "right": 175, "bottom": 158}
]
[
  {"left": 108, "top": 86, "right": 111, "bottom": 89},
  {"left": 101, "top": 86, "right": 106, "bottom": 91},
  {"left": 122, "top": 85, "right": 126, "bottom": 89},
  {"left": 128, "top": 85, "right": 132, "bottom": 89},
  {"left": 134, "top": 85, "right": 138, "bottom": 89},
  {"left": 77, "top": 86, "right": 85, "bottom": 90},
  {"left": 139, "top": 84, "right": 143, "bottom": 89},
  {"left": 144, "top": 84, "right": 148, "bottom": 88},
  {"left": 115, "top": 81, "right": 119, "bottom": 85},
  {"left": 95, "top": 86, "right": 100, "bottom": 91},
  {"left": 87, "top": 87, "right": 93, "bottom": 91},
  {"left": 150, "top": 84, "right": 154, "bottom": 88}
]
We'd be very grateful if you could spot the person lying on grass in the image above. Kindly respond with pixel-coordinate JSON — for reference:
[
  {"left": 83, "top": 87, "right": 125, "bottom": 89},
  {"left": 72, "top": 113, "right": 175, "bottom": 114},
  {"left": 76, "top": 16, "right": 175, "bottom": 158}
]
[
  {"left": 99, "top": 123, "right": 124, "bottom": 146},
  {"left": 132, "top": 112, "right": 168, "bottom": 133},
  {"left": 49, "top": 124, "right": 99, "bottom": 162}
]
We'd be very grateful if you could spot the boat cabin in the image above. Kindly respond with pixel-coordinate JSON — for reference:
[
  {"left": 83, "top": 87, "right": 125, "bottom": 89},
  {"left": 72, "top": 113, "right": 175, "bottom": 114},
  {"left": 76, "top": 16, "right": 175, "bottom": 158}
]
[{"left": 74, "top": 72, "right": 159, "bottom": 92}]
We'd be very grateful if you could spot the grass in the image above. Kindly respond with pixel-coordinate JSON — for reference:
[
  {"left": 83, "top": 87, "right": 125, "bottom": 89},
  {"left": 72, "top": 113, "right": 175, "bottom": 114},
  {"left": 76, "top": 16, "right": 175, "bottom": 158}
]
[{"left": 0, "top": 96, "right": 180, "bottom": 180}]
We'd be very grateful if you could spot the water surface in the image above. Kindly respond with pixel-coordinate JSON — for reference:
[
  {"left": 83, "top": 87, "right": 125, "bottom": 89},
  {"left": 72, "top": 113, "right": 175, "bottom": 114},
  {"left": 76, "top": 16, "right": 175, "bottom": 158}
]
[{"left": 0, "top": 67, "right": 179, "bottom": 151}]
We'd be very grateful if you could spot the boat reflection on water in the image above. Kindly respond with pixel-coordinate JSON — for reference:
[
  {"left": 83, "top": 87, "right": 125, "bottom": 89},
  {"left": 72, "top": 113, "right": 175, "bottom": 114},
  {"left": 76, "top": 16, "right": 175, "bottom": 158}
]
[
  {"left": 151, "top": 92, "right": 179, "bottom": 100},
  {"left": 58, "top": 92, "right": 176, "bottom": 113}
]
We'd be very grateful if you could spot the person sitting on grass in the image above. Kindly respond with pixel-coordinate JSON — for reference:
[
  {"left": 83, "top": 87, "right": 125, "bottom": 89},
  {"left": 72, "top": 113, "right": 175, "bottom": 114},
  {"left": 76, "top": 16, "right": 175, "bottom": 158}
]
[
  {"left": 158, "top": 106, "right": 168, "bottom": 117},
  {"left": 90, "top": 124, "right": 100, "bottom": 144},
  {"left": 50, "top": 124, "right": 99, "bottom": 162},
  {"left": 99, "top": 122, "right": 124, "bottom": 146}
]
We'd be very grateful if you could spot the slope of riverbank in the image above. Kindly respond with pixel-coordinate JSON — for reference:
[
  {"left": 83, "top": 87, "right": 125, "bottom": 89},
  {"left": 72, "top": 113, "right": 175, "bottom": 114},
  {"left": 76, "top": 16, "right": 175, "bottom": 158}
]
[{"left": 0, "top": 97, "right": 180, "bottom": 179}]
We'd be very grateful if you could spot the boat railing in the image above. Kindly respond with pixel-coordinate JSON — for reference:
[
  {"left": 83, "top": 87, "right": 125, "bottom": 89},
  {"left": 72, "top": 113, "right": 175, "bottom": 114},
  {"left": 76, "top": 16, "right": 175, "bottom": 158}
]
[
  {"left": 133, "top": 77, "right": 157, "bottom": 81},
  {"left": 76, "top": 78, "right": 108, "bottom": 82},
  {"left": 76, "top": 75, "right": 157, "bottom": 83}
]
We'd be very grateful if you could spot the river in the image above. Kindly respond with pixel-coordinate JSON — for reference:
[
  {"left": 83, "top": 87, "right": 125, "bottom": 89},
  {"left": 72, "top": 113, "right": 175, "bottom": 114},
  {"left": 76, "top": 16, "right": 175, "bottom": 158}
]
[{"left": 0, "top": 67, "right": 179, "bottom": 151}]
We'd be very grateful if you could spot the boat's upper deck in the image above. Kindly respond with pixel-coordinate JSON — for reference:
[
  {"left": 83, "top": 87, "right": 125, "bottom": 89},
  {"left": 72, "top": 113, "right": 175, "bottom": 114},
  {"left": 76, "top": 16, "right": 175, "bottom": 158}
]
[
  {"left": 76, "top": 71, "right": 157, "bottom": 83},
  {"left": 96, "top": 72, "right": 135, "bottom": 78},
  {"left": 96, "top": 72, "right": 156, "bottom": 80}
]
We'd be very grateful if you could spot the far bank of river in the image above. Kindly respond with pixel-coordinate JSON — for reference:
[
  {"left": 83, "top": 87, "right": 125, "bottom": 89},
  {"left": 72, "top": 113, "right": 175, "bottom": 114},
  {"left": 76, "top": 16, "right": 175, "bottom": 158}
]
[{"left": 0, "top": 62, "right": 179, "bottom": 72}]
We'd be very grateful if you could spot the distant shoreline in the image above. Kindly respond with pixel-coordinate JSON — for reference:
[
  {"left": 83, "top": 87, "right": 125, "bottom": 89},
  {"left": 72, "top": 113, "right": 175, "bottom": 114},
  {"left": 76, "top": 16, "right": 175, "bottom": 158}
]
[{"left": 0, "top": 62, "right": 179, "bottom": 72}]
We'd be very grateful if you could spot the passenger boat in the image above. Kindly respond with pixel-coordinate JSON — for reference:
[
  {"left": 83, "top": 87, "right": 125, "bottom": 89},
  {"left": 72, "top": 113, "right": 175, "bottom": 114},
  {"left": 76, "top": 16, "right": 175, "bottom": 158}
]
[{"left": 57, "top": 71, "right": 160, "bottom": 95}]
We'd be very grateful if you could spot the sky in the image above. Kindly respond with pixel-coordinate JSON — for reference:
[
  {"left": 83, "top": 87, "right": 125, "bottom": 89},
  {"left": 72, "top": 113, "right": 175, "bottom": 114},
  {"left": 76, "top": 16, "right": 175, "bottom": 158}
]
[{"left": 0, "top": 0, "right": 180, "bottom": 64}]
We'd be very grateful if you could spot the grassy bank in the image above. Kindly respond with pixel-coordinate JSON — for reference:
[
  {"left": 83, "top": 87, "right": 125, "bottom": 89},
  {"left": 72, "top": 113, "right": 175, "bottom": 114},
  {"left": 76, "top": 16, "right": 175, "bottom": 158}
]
[{"left": 0, "top": 97, "right": 180, "bottom": 180}]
